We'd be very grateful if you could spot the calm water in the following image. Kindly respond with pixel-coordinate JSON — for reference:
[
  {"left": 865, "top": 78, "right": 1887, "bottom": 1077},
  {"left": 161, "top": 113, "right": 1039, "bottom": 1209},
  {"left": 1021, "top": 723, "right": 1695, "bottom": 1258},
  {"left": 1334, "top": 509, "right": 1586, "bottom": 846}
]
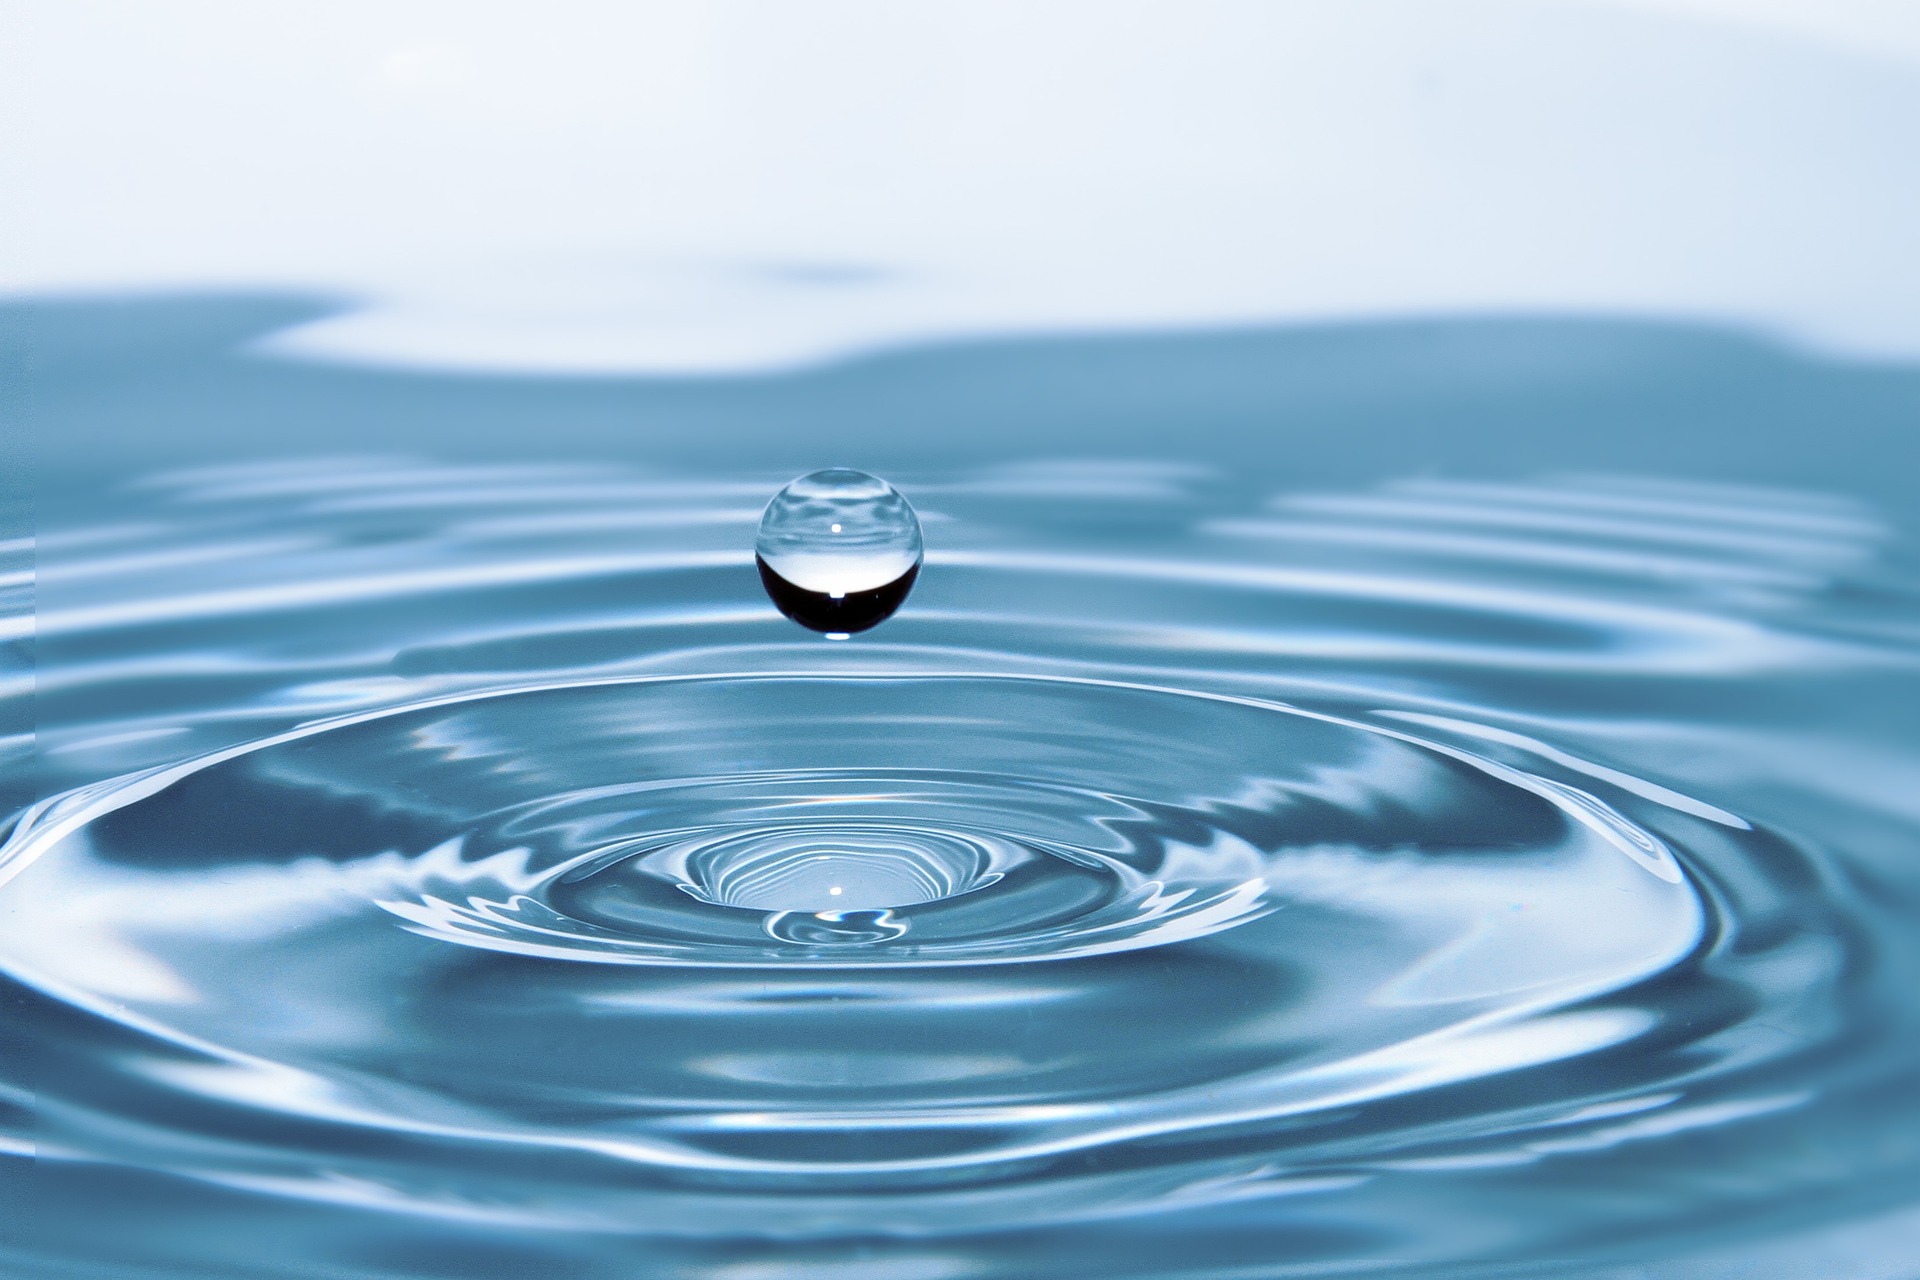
[{"left": 5, "top": 297, "right": 1920, "bottom": 1278}]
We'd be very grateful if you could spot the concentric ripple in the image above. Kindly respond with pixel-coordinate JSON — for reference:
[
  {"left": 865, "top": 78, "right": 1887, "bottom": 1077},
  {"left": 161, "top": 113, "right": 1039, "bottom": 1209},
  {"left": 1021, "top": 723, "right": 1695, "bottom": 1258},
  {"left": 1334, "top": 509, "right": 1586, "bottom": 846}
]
[
  {"left": 0, "top": 665, "right": 1781, "bottom": 1236},
  {"left": 3, "top": 674, "right": 1702, "bottom": 977},
  {"left": 5, "top": 459, "right": 1917, "bottom": 1275}
]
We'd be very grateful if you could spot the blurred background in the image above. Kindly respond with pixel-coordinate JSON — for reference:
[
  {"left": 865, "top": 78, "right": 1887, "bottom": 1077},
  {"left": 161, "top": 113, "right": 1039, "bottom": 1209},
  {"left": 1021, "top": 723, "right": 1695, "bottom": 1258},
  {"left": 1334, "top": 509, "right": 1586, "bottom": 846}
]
[
  {"left": 8, "top": 0, "right": 1920, "bottom": 367},
  {"left": 10, "top": 0, "right": 1920, "bottom": 500},
  {"left": 8, "top": 1, "right": 1919, "bottom": 504}
]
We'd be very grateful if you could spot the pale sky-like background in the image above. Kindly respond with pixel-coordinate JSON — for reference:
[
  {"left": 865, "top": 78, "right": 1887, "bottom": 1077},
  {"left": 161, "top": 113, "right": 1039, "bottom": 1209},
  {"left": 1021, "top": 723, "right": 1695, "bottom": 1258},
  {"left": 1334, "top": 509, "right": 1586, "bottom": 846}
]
[{"left": 4, "top": 0, "right": 1919, "bottom": 371}]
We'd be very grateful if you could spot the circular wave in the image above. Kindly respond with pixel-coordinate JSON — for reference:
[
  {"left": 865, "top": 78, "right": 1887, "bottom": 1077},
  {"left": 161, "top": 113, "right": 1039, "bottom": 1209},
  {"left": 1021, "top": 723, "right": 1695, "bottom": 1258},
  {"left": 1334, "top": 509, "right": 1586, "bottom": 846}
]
[
  {"left": 5, "top": 673, "right": 1700, "bottom": 972},
  {"left": 4, "top": 461, "right": 1912, "bottom": 1272},
  {"left": 0, "top": 670, "right": 1805, "bottom": 1235}
]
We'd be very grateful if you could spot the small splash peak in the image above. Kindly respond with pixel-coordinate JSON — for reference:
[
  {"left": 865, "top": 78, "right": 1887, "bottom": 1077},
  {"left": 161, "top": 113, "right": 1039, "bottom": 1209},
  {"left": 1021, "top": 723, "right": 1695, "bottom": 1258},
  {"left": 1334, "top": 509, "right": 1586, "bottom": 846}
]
[{"left": 756, "top": 468, "right": 922, "bottom": 634}]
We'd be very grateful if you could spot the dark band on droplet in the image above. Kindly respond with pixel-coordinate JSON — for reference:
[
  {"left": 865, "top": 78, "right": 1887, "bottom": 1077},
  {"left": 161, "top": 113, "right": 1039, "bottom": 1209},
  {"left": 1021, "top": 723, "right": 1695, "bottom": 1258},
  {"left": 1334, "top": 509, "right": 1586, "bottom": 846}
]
[{"left": 756, "top": 556, "right": 920, "bottom": 634}]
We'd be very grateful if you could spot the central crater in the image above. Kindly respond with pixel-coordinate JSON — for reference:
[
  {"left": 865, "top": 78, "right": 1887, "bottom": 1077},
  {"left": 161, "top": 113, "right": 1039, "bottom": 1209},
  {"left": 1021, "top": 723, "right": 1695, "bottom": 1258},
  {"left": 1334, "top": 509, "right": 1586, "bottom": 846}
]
[
  {"left": 619, "top": 823, "right": 1019, "bottom": 912},
  {"left": 696, "top": 834, "right": 966, "bottom": 912}
]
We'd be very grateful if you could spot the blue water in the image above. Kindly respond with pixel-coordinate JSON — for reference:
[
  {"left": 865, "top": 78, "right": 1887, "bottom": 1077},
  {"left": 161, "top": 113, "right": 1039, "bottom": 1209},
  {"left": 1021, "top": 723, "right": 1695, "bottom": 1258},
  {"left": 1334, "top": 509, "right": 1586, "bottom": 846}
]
[{"left": 5, "top": 296, "right": 1920, "bottom": 1278}]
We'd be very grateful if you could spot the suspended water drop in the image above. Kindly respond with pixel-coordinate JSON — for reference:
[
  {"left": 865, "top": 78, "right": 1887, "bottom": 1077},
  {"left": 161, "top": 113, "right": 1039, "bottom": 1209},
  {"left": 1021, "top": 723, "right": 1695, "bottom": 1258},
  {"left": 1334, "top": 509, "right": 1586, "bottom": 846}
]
[{"left": 756, "top": 468, "right": 922, "bottom": 634}]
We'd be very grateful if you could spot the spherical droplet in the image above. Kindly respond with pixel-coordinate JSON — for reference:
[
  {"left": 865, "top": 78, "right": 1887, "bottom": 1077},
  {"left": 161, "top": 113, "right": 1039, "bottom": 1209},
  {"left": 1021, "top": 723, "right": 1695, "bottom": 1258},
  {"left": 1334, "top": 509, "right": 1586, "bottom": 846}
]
[{"left": 756, "top": 468, "right": 922, "bottom": 634}]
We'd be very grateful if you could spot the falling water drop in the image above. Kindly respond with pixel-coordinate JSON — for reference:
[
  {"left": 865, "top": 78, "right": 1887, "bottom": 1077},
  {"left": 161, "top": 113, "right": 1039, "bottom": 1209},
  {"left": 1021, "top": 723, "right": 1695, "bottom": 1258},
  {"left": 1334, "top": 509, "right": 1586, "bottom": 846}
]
[{"left": 756, "top": 468, "right": 922, "bottom": 634}]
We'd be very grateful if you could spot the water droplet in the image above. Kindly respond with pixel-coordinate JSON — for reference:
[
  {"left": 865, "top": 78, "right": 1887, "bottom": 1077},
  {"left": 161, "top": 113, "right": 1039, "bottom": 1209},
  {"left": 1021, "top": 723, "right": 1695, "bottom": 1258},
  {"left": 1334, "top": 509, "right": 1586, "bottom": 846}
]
[{"left": 756, "top": 468, "right": 922, "bottom": 634}]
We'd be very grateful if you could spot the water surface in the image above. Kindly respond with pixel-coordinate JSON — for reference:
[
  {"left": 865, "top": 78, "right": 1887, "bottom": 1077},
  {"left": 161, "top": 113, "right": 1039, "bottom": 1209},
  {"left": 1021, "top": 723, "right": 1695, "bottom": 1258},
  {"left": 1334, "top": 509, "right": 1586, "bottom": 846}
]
[{"left": 5, "top": 296, "right": 1920, "bottom": 1279}]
